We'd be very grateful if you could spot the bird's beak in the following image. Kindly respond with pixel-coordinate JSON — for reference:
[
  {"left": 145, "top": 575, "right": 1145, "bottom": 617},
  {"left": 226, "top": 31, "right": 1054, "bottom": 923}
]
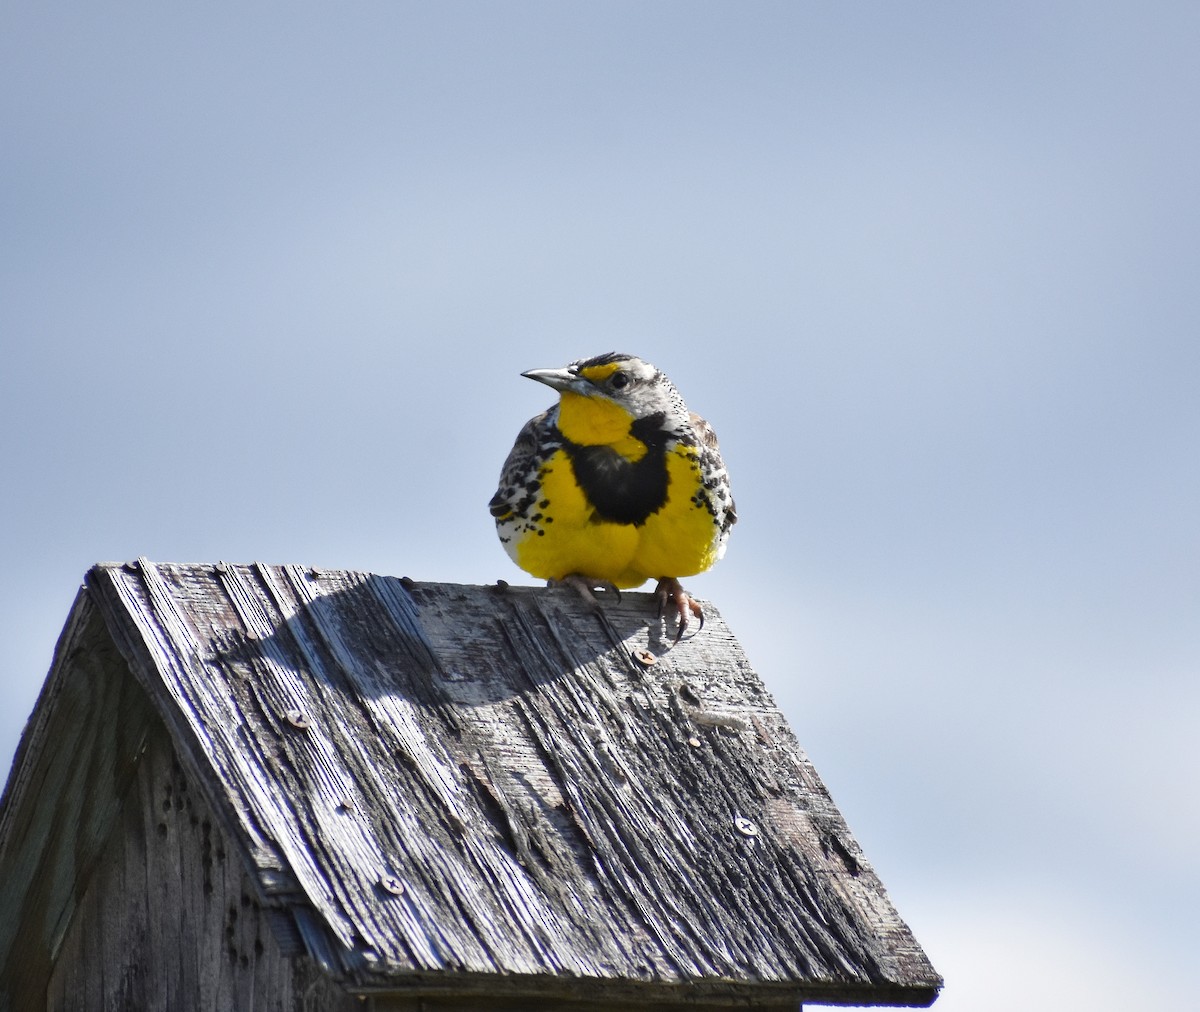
[{"left": 521, "top": 366, "right": 588, "bottom": 395}]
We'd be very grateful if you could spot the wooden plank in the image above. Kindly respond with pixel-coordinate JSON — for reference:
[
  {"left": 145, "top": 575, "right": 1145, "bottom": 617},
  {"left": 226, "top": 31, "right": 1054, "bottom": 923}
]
[
  {"left": 0, "top": 595, "right": 159, "bottom": 1011},
  {"left": 44, "top": 718, "right": 360, "bottom": 1012}
]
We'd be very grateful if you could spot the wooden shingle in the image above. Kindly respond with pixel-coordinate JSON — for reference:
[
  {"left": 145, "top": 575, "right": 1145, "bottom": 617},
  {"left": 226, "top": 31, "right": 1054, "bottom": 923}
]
[{"left": 0, "top": 560, "right": 941, "bottom": 1010}]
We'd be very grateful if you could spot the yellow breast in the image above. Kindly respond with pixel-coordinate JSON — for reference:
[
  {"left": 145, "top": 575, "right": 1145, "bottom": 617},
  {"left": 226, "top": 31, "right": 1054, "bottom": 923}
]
[
  {"left": 628, "top": 445, "right": 723, "bottom": 579},
  {"left": 511, "top": 443, "right": 721, "bottom": 588}
]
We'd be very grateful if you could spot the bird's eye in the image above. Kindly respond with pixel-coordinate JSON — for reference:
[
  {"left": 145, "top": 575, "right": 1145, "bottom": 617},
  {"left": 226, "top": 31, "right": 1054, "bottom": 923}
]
[{"left": 610, "top": 372, "right": 629, "bottom": 390}]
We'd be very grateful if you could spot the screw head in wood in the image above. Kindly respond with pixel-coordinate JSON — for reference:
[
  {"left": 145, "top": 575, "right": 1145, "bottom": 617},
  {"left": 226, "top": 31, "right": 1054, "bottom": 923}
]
[
  {"left": 734, "top": 816, "right": 759, "bottom": 837},
  {"left": 378, "top": 874, "right": 406, "bottom": 896},
  {"left": 632, "top": 648, "right": 657, "bottom": 667},
  {"left": 284, "top": 709, "right": 311, "bottom": 730},
  {"left": 687, "top": 736, "right": 702, "bottom": 748}
]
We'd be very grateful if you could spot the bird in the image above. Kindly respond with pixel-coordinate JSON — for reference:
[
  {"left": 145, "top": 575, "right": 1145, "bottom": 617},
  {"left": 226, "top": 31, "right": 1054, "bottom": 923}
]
[{"left": 489, "top": 351, "right": 736, "bottom": 639}]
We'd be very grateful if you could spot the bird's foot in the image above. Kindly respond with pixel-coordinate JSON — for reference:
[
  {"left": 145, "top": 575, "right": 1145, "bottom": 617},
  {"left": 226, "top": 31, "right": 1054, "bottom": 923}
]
[
  {"left": 654, "top": 577, "right": 705, "bottom": 643},
  {"left": 549, "top": 574, "right": 622, "bottom": 605}
]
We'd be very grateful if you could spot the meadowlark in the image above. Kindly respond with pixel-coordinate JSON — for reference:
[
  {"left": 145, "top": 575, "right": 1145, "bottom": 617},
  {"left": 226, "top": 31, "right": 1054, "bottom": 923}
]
[{"left": 489, "top": 352, "right": 736, "bottom": 638}]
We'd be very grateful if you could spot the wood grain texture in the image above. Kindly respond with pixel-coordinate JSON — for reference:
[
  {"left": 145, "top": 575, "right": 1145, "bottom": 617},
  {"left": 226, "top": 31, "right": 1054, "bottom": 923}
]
[
  {"left": 0, "top": 589, "right": 358, "bottom": 1012},
  {"left": 44, "top": 722, "right": 356, "bottom": 1012},
  {"left": 1, "top": 560, "right": 941, "bottom": 1009},
  {"left": 0, "top": 593, "right": 157, "bottom": 1010}
]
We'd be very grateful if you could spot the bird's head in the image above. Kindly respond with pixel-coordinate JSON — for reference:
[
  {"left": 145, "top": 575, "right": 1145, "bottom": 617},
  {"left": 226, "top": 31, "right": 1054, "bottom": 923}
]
[{"left": 522, "top": 352, "right": 682, "bottom": 447}]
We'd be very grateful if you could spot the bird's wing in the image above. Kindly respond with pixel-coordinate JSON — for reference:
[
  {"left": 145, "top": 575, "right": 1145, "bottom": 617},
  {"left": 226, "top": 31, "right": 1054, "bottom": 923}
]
[
  {"left": 489, "top": 409, "right": 559, "bottom": 519},
  {"left": 689, "top": 410, "right": 738, "bottom": 530},
  {"left": 689, "top": 410, "right": 722, "bottom": 452}
]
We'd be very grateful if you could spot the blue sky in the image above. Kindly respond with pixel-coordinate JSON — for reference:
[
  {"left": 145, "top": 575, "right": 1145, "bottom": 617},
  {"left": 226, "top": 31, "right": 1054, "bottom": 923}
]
[{"left": 3, "top": 3, "right": 1197, "bottom": 1008}]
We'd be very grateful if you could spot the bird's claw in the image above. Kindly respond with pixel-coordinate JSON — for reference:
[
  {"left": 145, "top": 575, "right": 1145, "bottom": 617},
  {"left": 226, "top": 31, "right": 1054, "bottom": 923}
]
[
  {"left": 654, "top": 577, "right": 704, "bottom": 643},
  {"left": 550, "top": 574, "right": 622, "bottom": 605}
]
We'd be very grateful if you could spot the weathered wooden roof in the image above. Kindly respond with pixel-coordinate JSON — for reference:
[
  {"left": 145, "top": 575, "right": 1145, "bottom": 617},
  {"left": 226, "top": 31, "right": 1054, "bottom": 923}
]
[{"left": 0, "top": 560, "right": 940, "bottom": 1007}]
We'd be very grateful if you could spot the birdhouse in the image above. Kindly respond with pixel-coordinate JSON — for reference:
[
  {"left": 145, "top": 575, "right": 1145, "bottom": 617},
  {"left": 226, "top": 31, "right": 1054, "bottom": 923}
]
[{"left": 0, "top": 561, "right": 940, "bottom": 1010}]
